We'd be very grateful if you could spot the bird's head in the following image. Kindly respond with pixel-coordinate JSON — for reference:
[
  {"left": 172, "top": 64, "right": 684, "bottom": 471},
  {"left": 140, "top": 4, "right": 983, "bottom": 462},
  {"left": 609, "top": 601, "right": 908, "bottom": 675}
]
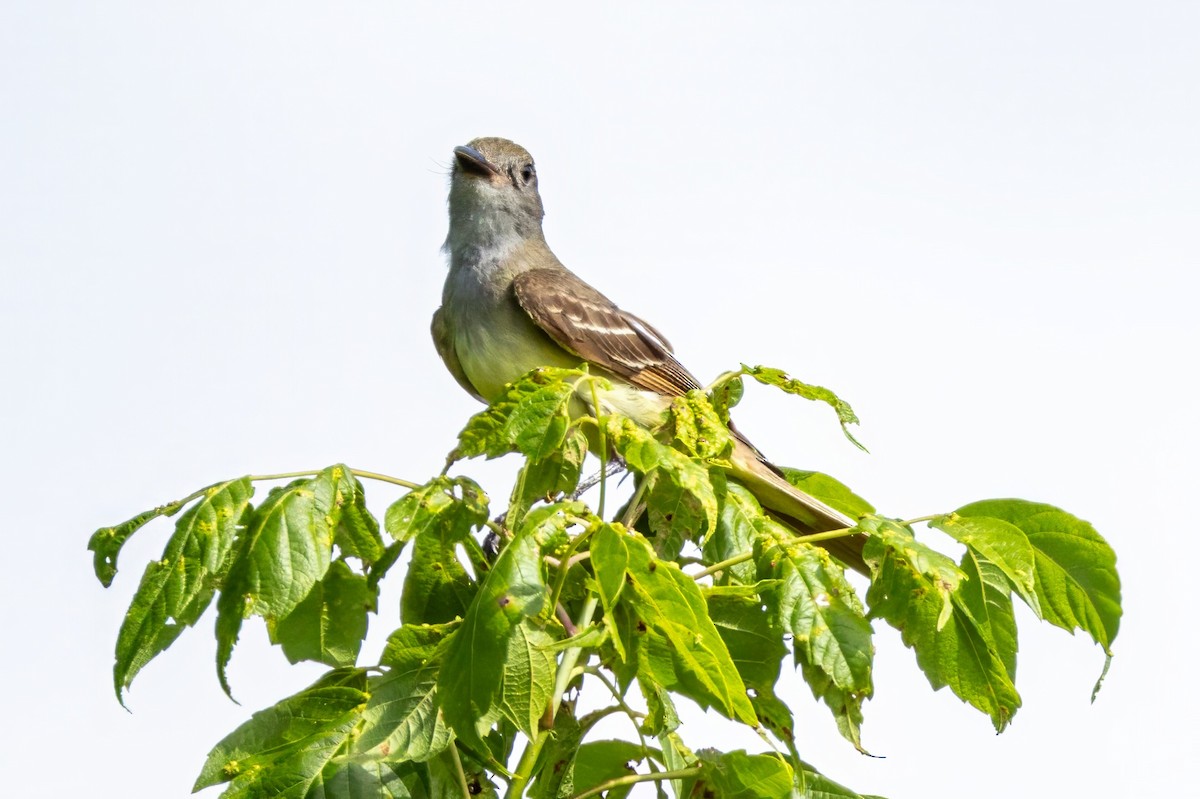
[{"left": 446, "top": 137, "right": 545, "bottom": 254}]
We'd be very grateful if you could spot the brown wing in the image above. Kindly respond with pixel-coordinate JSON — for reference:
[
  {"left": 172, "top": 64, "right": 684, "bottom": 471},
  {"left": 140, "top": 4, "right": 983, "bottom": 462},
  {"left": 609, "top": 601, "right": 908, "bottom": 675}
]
[{"left": 512, "top": 267, "right": 701, "bottom": 396}]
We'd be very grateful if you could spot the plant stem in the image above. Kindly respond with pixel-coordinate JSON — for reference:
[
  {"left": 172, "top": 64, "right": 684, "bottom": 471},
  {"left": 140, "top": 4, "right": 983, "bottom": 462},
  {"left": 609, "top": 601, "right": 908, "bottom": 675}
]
[
  {"left": 547, "top": 526, "right": 596, "bottom": 613},
  {"left": 577, "top": 703, "right": 626, "bottom": 732},
  {"left": 619, "top": 477, "right": 648, "bottom": 529},
  {"left": 702, "top": 368, "right": 746, "bottom": 394},
  {"left": 246, "top": 469, "right": 325, "bottom": 482},
  {"left": 246, "top": 467, "right": 421, "bottom": 490},
  {"left": 348, "top": 469, "right": 423, "bottom": 489},
  {"left": 589, "top": 380, "right": 608, "bottom": 517},
  {"left": 691, "top": 551, "right": 754, "bottom": 580},
  {"left": 506, "top": 732, "right": 547, "bottom": 799},
  {"left": 555, "top": 602, "right": 577, "bottom": 635},
  {"left": 552, "top": 595, "right": 598, "bottom": 718},
  {"left": 692, "top": 513, "right": 949, "bottom": 581},
  {"left": 569, "top": 768, "right": 703, "bottom": 799},
  {"left": 447, "top": 744, "right": 472, "bottom": 799},
  {"left": 790, "top": 525, "right": 857, "bottom": 545},
  {"left": 583, "top": 666, "right": 651, "bottom": 755},
  {"left": 565, "top": 550, "right": 592, "bottom": 570}
]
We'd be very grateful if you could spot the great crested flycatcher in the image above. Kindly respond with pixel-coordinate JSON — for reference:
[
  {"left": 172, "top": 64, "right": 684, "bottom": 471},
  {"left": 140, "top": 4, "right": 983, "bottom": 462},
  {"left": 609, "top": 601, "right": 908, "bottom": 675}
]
[{"left": 432, "top": 137, "right": 867, "bottom": 573}]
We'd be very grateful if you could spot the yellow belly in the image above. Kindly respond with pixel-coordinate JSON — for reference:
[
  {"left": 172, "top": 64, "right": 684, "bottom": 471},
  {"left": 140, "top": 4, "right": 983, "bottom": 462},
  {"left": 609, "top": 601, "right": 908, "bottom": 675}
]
[
  {"left": 455, "top": 308, "right": 670, "bottom": 428},
  {"left": 456, "top": 308, "right": 580, "bottom": 402}
]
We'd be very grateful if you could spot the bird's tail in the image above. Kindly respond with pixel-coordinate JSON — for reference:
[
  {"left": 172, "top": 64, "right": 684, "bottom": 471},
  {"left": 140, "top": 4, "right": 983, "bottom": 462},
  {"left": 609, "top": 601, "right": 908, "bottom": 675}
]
[{"left": 729, "top": 436, "right": 869, "bottom": 575}]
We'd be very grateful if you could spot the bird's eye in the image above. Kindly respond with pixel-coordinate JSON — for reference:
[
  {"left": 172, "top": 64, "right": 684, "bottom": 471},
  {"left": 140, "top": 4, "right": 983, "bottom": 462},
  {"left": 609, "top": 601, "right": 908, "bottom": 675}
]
[{"left": 520, "top": 164, "right": 536, "bottom": 184}]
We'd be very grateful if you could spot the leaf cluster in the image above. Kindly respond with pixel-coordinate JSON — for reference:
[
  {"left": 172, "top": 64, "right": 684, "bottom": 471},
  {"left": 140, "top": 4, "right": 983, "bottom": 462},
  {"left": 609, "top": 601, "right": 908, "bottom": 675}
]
[{"left": 90, "top": 367, "right": 1121, "bottom": 798}]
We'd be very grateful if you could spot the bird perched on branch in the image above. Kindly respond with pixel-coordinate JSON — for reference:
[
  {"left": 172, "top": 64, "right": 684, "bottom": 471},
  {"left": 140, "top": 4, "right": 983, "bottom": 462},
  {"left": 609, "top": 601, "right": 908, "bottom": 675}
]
[{"left": 432, "top": 136, "right": 866, "bottom": 573}]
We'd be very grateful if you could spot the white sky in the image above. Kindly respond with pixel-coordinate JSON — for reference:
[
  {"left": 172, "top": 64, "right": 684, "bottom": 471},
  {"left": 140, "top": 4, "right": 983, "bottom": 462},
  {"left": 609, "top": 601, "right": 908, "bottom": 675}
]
[{"left": 2, "top": 2, "right": 1197, "bottom": 797}]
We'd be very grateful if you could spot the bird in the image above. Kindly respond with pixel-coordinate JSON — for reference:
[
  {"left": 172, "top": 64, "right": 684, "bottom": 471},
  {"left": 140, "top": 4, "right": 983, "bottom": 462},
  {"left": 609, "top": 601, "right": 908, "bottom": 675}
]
[{"left": 431, "top": 136, "right": 866, "bottom": 573}]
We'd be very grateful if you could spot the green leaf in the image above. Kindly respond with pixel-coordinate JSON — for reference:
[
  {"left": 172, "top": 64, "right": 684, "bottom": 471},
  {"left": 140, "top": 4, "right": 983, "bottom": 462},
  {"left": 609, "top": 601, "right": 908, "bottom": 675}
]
[
  {"left": 333, "top": 477, "right": 385, "bottom": 566},
  {"left": 863, "top": 517, "right": 1019, "bottom": 730},
  {"left": 779, "top": 469, "right": 875, "bottom": 520},
  {"left": 640, "top": 673, "right": 681, "bottom": 737},
  {"left": 682, "top": 750, "right": 795, "bottom": 799},
  {"left": 702, "top": 478, "right": 764, "bottom": 585},
  {"left": 956, "top": 499, "right": 1121, "bottom": 651},
  {"left": 400, "top": 534, "right": 478, "bottom": 625},
  {"left": 380, "top": 620, "right": 460, "bottom": 671},
  {"left": 795, "top": 759, "right": 875, "bottom": 799},
  {"left": 234, "top": 468, "right": 348, "bottom": 619},
  {"left": 527, "top": 708, "right": 585, "bottom": 799},
  {"left": 607, "top": 416, "right": 718, "bottom": 550},
  {"left": 760, "top": 541, "right": 874, "bottom": 751},
  {"left": 503, "top": 378, "right": 576, "bottom": 462},
  {"left": 496, "top": 619, "right": 556, "bottom": 739},
  {"left": 509, "top": 426, "right": 587, "bottom": 527},
  {"left": 353, "top": 624, "right": 467, "bottom": 769},
  {"left": 645, "top": 470, "right": 710, "bottom": 559},
  {"left": 704, "top": 593, "right": 786, "bottom": 700},
  {"left": 932, "top": 512, "right": 1038, "bottom": 614},
  {"left": 215, "top": 467, "right": 350, "bottom": 695},
  {"left": 597, "top": 527, "right": 757, "bottom": 726},
  {"left": 89, "top": 493, "right": 195, "bottom": 587},
  {"left": 498, "top": 621, "right": 557, "bottom": 740},
  {"left": 958, "top": 550, "right": 1019, "bottom": 681},
  {"left": 669, "top": 390, "right": 733, "bottom": 460},
  {"left": 742, "top": 364, "right": 867, "bottom": 452},
  {"left": 355, "top": 656, "right": 453, "bottom": 763},
  {"left": 705, "top": 592, "right": 799, "bottom": 747},
  {"left": 193, "top": 668, "right": 368, "bottom": 796},
  {"left": 658, "top": 731, "right": 695, "bottom": 798},
  {"left": 438, "top": 529, "right": 550, "bottom": 750},
  {"left": 708, "top": 371, "right": 745, "bottom": 422},
  {"left": 861, "top": 516, "right": 963, "bottom": 630},
  {"left": 751, "top": 690, "right": 800, "bottom": 756},
  {"left": 590, "top": 523, "right": 631, "bottom": 663},
  {"left": 591, "top": 524, "right": 630, "bottom": 619},
  {"left": 385, "top": 476, "right": 489, "bottom": 546},
  {"left": 454, "top": 367, "right": 587, "bottom": 461},
  {"left": 566, "top": 739, "right": 647, "bottom": 799},
  {"left": 521, "top": 500, "right": 592, "bottom": 547},
  {"left": 367, "top": 540, "right": 407, "bottom": 593},
  {"left": 272, "top": 560, "right": 376, "bottom": 668},
  {"left": 112, "top": 477, "right": 252, "bottom": 701},
  {"left": 306, "top": 760, "right": 430, "bottom": 799}
]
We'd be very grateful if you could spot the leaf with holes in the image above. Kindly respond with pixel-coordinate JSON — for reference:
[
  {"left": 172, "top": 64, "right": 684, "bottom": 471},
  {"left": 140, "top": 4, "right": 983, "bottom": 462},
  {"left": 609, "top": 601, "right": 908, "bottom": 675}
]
[
  {"left": 760, "top": 539, "right": 874, "bottom": 750},
  {"left": 863, "top": 517, "right": 1018, "bottom": 731}
]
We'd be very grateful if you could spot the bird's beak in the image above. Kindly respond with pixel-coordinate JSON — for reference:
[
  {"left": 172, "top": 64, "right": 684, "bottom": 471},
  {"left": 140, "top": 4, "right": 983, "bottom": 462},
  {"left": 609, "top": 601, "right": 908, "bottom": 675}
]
[{"left": 454, "top": 145, "right": 500, "bottom": 178}]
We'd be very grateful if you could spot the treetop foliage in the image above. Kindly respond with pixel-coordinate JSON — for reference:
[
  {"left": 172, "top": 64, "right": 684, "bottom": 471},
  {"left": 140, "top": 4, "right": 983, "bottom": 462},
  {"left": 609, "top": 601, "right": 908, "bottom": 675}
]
[{"left": 89, "top": 365, "right": 1121, "bottom": 798}]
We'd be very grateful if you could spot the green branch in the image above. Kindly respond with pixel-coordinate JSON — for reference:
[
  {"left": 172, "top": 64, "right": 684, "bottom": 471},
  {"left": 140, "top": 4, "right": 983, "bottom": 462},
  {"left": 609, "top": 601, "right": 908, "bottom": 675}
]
[
  {"left": 692, "top": 551, "right": 754, "bottom": 581},
  {"left": 248, "top": 468, "right": 422, "bottom": 490},
  {"left": 588, "top": 379, "right": 608, "bottom": 517},
  {"left": 447, "top": 744, "right": 472, "bottom": 799},
  {"left": 569, "top": 768, "right": 703, "bottom": 799}
]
